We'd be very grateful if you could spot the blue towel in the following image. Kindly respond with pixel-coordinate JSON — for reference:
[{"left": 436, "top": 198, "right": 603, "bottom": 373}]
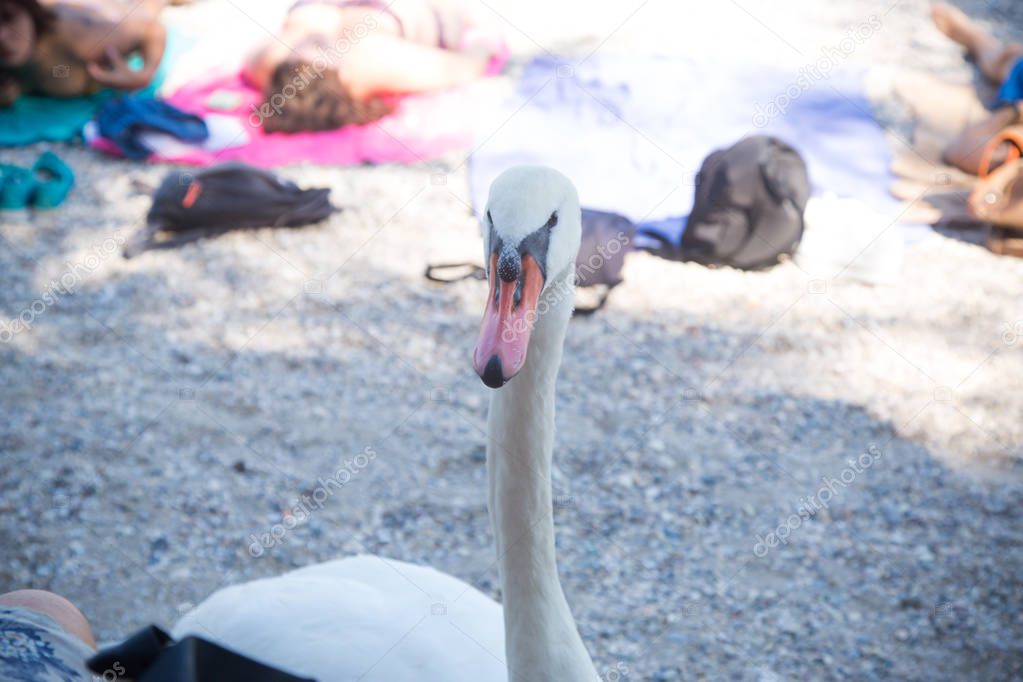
[
  {"left": 469, "top": 55, "right": 902, "bottom": 246},
  {"left": 96, "top": 96, "right": 208, "bottom": 160}
]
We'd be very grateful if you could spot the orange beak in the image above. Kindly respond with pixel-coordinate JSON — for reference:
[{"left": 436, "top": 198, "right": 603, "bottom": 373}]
[{"left": 473, "top": 253, "right": 544, "bottom": 388}]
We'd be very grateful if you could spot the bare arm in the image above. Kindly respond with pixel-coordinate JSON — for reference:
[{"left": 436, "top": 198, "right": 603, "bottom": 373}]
[
  {"left": 340, "top": 34, "right": 488, "bottom": 98},
  {"left": 85, "top": 18, "right": 166, "bottom": 90}
]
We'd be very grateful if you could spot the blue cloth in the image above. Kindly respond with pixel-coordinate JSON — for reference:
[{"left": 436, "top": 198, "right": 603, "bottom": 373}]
[
  {"left": 469, "top": 55, "right": 904, "bottom": 246},
  {"left": 997, "top": 57, "right": 1023, "bottom": 105},
  {"left": 96, "top": 96, "right": 208, "bottom": 160}
]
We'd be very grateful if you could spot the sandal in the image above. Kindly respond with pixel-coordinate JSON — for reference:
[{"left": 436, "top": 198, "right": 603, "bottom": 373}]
[
  {"left": 30, "top": 151, "right": 75, "bottom": 209},
  {"left": 977, "top": 125, "right": 1023, "bottom": 179},
  {"left": 968, "top": 128, "right": 1023, "bottom": 230},
  {"left": 0, "top": 163, "right": 36, "bottom": 210},
  {"left": 0, "top": 151, "right": 75, "bottom": 210},
  {"left": 968, "top": 158, "right": 1023, "bottom": 228}
]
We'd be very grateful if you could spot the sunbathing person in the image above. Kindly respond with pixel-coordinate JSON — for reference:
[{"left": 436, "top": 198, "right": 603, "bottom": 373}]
[
  {"left": 931, "top": 2, "right": 1023, "bottom": 174},
  {"left": 0, "top": 0, "right": 169, "bottom": 107},
  {"left": 244, "top": 0, "right": 499, "bottom": 133}
]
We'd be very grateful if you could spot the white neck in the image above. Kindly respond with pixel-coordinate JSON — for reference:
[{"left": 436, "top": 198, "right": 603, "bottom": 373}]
[{"left": 486, "top": 267, "right": 597, "bottom": 682}]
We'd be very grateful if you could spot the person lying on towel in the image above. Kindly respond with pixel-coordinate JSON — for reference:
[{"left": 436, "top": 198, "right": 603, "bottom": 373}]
[
  {"left": 244, "top": 0, "right": 502, "bottom": 134},
  {"left": 0, "top": 0, "right": 170, "bottom": 107},
  {"left": 931, "top": 2, "right": 1023, "bottom": 174}
]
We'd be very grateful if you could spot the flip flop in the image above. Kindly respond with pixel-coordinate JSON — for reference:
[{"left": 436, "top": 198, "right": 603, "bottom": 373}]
[
  {"left": 30, "top": 151, "right": 75, "bottom": 209},
  {"left": 0, "top": 163, "right": 36, "bottom": 210},
  {"left": 0, "top": 151, "right": 75, "bottom": 210}
]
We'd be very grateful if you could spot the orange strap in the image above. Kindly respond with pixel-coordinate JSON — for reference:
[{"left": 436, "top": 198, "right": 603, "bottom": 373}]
[
  {"left": 182, "top": 180, "right": 203, "bottom": 209},
  {"left": 979, "top": 127, "right": 1023, "bottom": 179}
]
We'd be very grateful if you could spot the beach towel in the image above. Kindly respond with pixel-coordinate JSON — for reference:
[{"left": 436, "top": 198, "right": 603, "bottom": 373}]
[
  {"left": 0, "top": 91, "right": 114, "bottom": 147},
  {"left": 468, "top": 54, "right": 903, "bottom": 247},
  {"left": 93, "top": 45, "right": 509, "bottom": 167},
  {"left": 0, "top": 29, "right": 186, "bottom": 147}
]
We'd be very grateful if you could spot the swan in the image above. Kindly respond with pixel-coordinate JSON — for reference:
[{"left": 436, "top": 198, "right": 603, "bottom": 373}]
[{"left": 172, "top": 165, "right": 598, "bottom": 682}]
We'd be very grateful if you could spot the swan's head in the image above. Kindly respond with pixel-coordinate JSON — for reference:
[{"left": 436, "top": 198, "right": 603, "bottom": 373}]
[{"left": 473, "top": 166, "right": 581, "bottom": 389}]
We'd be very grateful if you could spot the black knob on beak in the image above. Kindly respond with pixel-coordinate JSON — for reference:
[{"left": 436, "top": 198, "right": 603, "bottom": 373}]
[{"left": 497, "top": 245, "right": 521, "bottom": 283}]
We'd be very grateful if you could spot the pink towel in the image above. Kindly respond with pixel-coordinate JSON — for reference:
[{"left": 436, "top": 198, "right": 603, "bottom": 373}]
[{"left": 91, "top": 47, "right": 509, "bottom": 167}]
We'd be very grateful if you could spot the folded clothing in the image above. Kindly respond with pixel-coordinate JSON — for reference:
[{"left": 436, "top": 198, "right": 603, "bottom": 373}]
[{"left": 97, "top": 96, "right": 209, "bottom": 160}]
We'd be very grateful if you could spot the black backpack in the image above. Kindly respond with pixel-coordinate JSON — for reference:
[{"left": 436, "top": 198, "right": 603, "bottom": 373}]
[
  {"left": 647, "top": 135, "right": 810, "bottom": 269},
  {"left": 88, "top": 625, "right": 313, "bottom": 682},
  {"left": 124, "top": 163, "right": 337, "bottom": 258}
]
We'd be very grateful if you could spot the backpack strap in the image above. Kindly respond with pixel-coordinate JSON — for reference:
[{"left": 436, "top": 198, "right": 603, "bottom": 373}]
[
  {"left": 572, "top": 284, "right": 614, "bottom": 316},
  {"left": 424, "top": 262, "right": 487, "bottom": 283},
  {"left": 634, "top": 223, "right": 686, "bottom": 260},
  {"left": 424, "top": 262, "right": 616, "bottom": 314}
]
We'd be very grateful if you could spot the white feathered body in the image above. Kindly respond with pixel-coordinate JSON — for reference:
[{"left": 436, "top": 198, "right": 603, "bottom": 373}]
[{"left": 172, "top": 556, "right": 507, "bottom": 682}]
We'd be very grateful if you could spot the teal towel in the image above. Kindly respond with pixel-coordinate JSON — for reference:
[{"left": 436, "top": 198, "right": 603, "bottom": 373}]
[{"left": 0, "top": 90, "right": 116, "bottom": 147}]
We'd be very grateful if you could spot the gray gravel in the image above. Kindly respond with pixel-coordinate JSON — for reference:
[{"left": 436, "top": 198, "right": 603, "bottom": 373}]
[{"left": 3, "top": 1, "right": 1023, "bottom": 681}]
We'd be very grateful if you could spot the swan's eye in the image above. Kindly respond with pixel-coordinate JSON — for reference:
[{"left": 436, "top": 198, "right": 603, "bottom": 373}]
[{"left": 545, "top": 212, "right": 558, "bottom": 231}]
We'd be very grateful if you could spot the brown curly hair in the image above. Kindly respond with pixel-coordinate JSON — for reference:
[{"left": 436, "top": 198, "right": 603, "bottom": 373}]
[
  {"left": 261, "top": 58, "right": 392, "bottom": 134},
  {"left": 1, "top": 0, "right": 56, "bottom": 36},
  {"left": 0, "top": 0, "right": 56, "bottom": 106}
]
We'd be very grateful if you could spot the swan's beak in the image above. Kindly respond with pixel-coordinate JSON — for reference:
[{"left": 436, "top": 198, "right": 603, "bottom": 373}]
[{"left": 473, "top": 253, "right": 544, "bottom": 388}]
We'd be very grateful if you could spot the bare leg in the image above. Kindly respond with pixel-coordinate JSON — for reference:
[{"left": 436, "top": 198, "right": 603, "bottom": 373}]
[
  {"left": 932, "top": 2, "right": 1023, "bottom": 84},
  {"left": 0, "top": 589, "right": 96, "bottom": 649}
]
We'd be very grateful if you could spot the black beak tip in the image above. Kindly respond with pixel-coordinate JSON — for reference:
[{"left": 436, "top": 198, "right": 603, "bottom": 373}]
[{"left": 480, "top": 355, "right": 507, "bottom": 389}]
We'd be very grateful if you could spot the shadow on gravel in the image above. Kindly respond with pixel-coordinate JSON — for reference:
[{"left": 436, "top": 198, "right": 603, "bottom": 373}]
[{"left": 1, "top": 259, "right": 1021, "bottom": 682}]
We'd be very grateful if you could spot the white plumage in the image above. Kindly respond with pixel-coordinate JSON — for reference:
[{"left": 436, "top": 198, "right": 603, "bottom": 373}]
[
  {"left": 173, "top": 556, "right": 507, "bottom": 681},
  {"left": 173, "top": 166, "right": 597, "bottom": 682}
]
